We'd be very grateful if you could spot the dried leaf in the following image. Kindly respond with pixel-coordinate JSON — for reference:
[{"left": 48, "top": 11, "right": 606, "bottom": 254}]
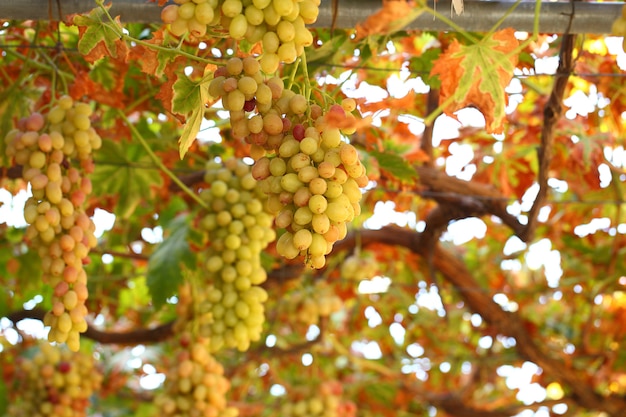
[
  {"left": 430, "top": 29, "right": 519, "bottom": 134},
  {"left": 128, "top": 28, "right": 173, "bottom": 77}
]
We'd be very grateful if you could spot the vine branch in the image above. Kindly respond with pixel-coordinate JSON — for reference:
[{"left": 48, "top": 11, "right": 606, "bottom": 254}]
[{"left": 519, "top": 30, "right": 577, "bottom": 242}]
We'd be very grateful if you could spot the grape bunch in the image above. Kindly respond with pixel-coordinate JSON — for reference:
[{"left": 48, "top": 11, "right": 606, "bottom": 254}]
[
  {"left": 160, "top": 0, "right": 319, "bottom": 71},
  {"left": 193, "top": 157, "right": 276, "bottom": 352},
  {"left": 4, "top": 96, "right": 101, "bottom": 351},
  {"left": 611, "top": 5, "right": 626, "bottom": 52},
  {"left": 206, "top": 57, "right": 367, "bottom": 269},
  {"left": 155, "top": 332, "right": 239, "bottom": 417},
  {"left": 6, "top": 343, "right": 102, "bottom": 417},
  {"left": 251, "top": 100, "right": 368, "bottom": 269},
  {"left": 340, "top": 252, "right": 378, "bottom": 282},
  {"left": 277, "top": 381, "right": 357, "bottom": 417},
  {"left": 283, "top": 281, "right": 342, "bottom": 326}
]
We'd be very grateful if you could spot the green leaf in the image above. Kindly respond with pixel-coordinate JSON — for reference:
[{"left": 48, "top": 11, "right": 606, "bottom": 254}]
[
  {"left": 73, "top": 5, "right": 124, "bottom": 59},
  {"left": 91, "top": 139, "right": 163, "bottom": 219},
  {"left": 146, "top": 216, "right": 196, "bottom": 308},
  {"left": 172, "top": 74, "right": 211, "bottom": 159},
  {"left": 369, "top": 150, "right": 418, "bottom": 184},
  {"left": 178, "top": 105, "right": 203, "bottom": 159},
  {"left": 408, "top": 47, "right": 441, "bottom": 88},
  {"left": 117, "top": 276, "right": 151, "bottom": 315},
  {"left": 172, "top": 75, "right": 202, "bottom": 116}
]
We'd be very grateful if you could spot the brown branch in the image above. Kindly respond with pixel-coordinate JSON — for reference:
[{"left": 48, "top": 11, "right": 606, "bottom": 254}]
[
  {"left": 519, "top": 33, "right": 577, "bottom": 242},
  {"left": 416, "top": 166, "right": 525, "bottom": 236},
  {"left": 423, "top": 391, "right": 577, "bottom": 417},
  {"left": 6, "top": 308, "right": 175, "bottom": 345},
  {"left": 169, "top": 170, "right": 205, "bottom": 191},
  {"left": 91, "top": 248, "right": 149, "bottom": 260},
  {"left": 420, "top": 88, "right": 439, "bottom": 167}
]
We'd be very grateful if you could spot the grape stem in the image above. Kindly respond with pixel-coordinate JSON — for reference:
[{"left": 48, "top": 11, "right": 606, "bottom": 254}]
[
  {"left": 117, "top": 109, "right": 209, "bottom": 210},
  {"left": 300, "top": 51, "right": 312, "bottom": 104}
]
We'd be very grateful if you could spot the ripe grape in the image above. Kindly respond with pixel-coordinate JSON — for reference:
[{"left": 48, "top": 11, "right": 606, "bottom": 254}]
[
  {"left": 4, "top": 96, "right": 101, "bottom": 351},
  {"left": 6, "top": 342, "right": 102, "bottom": 417},
  {"left": 155, "top": 333, "right": 238, "bottom": 417},
  {"left": 161, "top": 0, "right": 220, "bottom": 39}
]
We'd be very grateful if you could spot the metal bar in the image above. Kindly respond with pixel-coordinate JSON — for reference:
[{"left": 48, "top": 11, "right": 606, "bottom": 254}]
[{"left": 0, "top": 0, "right": 623, "bottom": 34}]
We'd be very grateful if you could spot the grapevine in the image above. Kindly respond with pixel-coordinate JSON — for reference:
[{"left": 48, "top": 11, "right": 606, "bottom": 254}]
[
  {"left": 3, "top": 96, "right": 101, "bottom": 351},
  {"left": 6, "top": 342, "right": 102, "bottom": 417}
]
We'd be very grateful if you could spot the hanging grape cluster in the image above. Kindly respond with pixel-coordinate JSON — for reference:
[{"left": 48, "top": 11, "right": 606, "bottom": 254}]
[
  {"left": 193, "top": 157, "right": 276, "bottom": 352},
  {"left": 4, "top": 96, "right": 101, "bottom": 351},
  {"left": 251, "top": 102, "right": 367, "bottom": 269},
  {"left": 282, "top": 281, "right": 343, "bottom": 326},
  {"left": 154, "top": 331, "right": 239, "bottom": 417},
  {"left": 341, "top": 252, "right": 379, "bottom": 282},
  {"left": 161, "top": 0, "right": 318, "bottom": 71},
  {"left": 6, "top": 342, "right": 102, "bottom": 417},
  {"left": 277, "top": 381, "right": 357, "bottom": 417},
  {"left": 206, "top": 56, "right": 367, "bottom": 268}
]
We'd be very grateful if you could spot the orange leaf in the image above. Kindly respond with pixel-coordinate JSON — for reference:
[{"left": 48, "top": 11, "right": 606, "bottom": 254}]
[
  {"left": 430, "top": 29, "right": 519, "bottom": 134},
  {"left": 324, "top": 111, "right": 373, "bottom": 131},
  {"left": 355, "top": 0, "right": 416, "bottom": 40},
  {"left": 128, "top": 28, "right": 166, "bottom": 77}
]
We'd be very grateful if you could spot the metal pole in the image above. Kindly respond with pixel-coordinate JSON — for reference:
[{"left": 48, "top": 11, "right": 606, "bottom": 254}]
[{"left": 0, "top": 0, "right": 623, "bottom": 34}]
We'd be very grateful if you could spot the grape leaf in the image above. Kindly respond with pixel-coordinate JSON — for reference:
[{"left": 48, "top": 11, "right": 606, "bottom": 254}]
[
  {"left": 171, "top": 72, "right": 212, "bottom": 158},
  {"left": 73, "top": 5, "right": 129, "bottom": 62},
  {"left": 91, "top": 139, "right": 163, "bottom": 219},
  {"left": 128, "top": 28, "right": 174, "bottom": 78},
  {"left": 178, "top": 105, "right": 204, "bottom": 159},
  {"left": 430, "top": 29, "right": 519, "bottom": 134},
  {"left": 146, "top": 215, "right": 196, "bottom": 308},
  {"left": 370, "top": 150, "right": 417, "bottom": 184},
  {"left": 172, "top": 74, "right": 203, "bottom": 116},
  {"left": 408, "top": 47, "right": 441, "bottom": 88}
]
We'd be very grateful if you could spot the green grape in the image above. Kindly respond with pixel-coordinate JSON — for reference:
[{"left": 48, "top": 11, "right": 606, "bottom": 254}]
[{"left": 193, "top": 158, "right": 276, "bottom": 352}]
